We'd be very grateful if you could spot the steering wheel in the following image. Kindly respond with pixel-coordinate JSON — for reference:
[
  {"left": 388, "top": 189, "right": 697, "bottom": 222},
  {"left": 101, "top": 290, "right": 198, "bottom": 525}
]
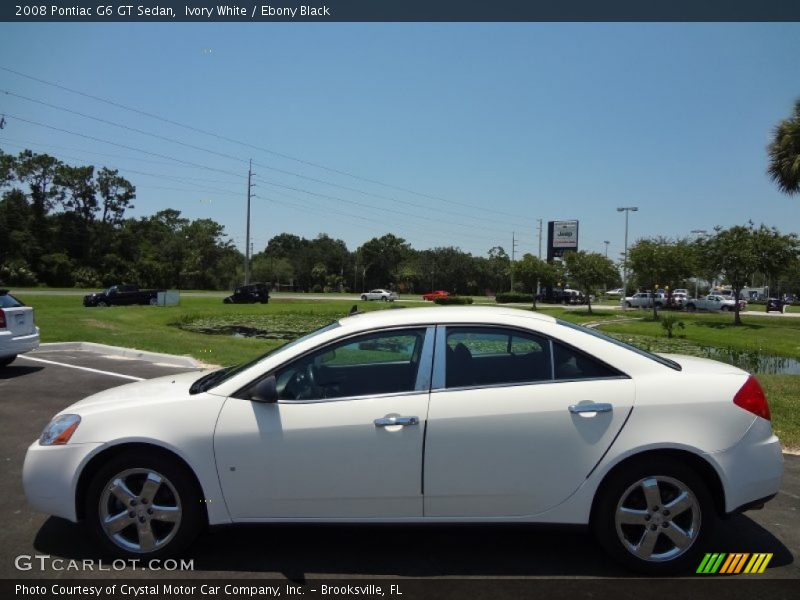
[{"left": 289, "top": 362, "right": 319, "bottom": 400}]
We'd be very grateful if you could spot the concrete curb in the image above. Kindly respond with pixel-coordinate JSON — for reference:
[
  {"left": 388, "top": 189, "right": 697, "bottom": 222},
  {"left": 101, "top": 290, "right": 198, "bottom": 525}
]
[{"left": 39, "top": 342, "right": 203, "bottom": 368}]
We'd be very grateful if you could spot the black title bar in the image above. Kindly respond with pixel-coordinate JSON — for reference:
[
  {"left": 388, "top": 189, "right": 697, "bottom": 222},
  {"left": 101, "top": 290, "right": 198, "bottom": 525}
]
[{"left": 3, "top": 1, "right": 800, "bottom": 22}]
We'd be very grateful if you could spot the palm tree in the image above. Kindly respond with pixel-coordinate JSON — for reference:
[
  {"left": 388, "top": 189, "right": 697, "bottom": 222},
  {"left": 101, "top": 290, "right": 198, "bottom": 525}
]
[{"left": 767, "top": 98, "right": 800, "bottom": 195}]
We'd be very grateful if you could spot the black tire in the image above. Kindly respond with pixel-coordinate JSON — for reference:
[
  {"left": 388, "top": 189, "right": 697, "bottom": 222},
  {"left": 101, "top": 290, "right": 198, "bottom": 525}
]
[
  {"left": 0, "top": 355, "right": 17, "bottom": 367},
  {"left": 592, "top": 458, "right": 715, "bottom": 575},
  {"left": 687, "top": 304, "right": 696, "bottom": 312},
  {"left": 149, "top": 298, "right": 158, "bottom": 306},
  {"left": 625, "top": 302, "right": 632, "bottom": 308},
  {"left": 97, "top": 301, "right": 109, "bottom": 308},
  {"left": 84, "top": 449, "right": 204, "bottom": 559},
  {"left": 382, "top": 296, "right": 388, "bottom": 302},
  {"left": 361, "top": 295, "right": 368, "bottom": 301},
  {"left": 721, "top": 306, "right": 730, "bottom": 312}
]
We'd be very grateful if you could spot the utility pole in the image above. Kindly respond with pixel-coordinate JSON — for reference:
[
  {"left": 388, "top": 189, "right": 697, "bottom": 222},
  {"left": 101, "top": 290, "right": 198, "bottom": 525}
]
[
  {"left": 244, "top": 159, "right": 255, "bottom": 285},
  {"left": 536, "top": 219, "right": 543, "bottom": 296},
  {"left": 691, "top": 229, "right": 708, "bottom": 299},
  {"left": 617, "top": 207, "right": 638, "bottom": 308},
  {"left": 510, "top": 231, "right": 518, "bottom": 292},
  {"left": 604, "top": 240, "right": 610, "bottom": 258}
]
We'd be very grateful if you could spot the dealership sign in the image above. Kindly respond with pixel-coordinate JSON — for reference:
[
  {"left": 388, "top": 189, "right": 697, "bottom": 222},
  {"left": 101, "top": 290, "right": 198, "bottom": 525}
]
[{"left": 547, "top": 220, "right": 579, "bottom": 260}]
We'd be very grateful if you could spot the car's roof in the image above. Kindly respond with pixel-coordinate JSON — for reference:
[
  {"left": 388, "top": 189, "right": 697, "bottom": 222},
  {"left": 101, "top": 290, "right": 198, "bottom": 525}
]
[{"left": 339, "top": 305, "right": 556, "bottom": 330}]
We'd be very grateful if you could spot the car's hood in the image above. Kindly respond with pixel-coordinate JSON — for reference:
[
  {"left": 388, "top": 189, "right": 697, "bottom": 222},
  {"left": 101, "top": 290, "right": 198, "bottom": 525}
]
[
  {"left": 657, "top": 353, "right": 748, "bottom": 375},
  {"left": 63, "top": 370, "right": 211, "bottom": 415}
]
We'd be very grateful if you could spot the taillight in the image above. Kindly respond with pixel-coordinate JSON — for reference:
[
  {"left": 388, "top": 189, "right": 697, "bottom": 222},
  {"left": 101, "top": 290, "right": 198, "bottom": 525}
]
[
  {"left": 733, "top": 376, "right": 771, "bottom": 420},
  {"left": 0, "top": 309, "right": 5, "bottom": 329}
]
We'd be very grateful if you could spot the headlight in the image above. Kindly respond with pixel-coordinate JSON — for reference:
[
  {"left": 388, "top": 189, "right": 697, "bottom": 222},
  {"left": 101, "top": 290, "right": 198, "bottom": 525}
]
[{"left": 39, "top": 414, "right": 81, "bottom": 446}]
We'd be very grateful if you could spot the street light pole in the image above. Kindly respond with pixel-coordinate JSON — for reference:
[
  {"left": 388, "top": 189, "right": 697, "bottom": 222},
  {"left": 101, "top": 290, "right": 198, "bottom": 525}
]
[
  {"left": 691, "top": 229, "right": 708, "bottom": 299},
  {"left": 617, "top": 207, "right": 639, "bottom": 308},
  {"left": 604, "top": 240, "right": 610, "bottom": 258}
]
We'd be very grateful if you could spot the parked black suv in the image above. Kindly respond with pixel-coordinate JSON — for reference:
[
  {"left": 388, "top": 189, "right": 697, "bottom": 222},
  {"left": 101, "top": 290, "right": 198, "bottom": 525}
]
[{"left": 223, "top": 283, "right": 270, "bottom": 304}]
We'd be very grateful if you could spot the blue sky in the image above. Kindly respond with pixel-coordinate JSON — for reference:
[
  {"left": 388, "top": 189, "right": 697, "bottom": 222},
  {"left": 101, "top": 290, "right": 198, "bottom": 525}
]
[{"left": 1, "top": 22, "right": 798, "bottom": 259}]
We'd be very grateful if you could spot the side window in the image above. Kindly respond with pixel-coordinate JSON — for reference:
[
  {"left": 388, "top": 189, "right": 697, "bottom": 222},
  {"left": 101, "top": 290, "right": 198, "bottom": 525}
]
[
  {"left": 552, "top": 341, "right": 621, "bottom": 380},
  {"left": 445, "top": 327, "right": 551, "bottom": 388},
  {"left": 275, "top": 328, "right": 427, "bottom": 401}
]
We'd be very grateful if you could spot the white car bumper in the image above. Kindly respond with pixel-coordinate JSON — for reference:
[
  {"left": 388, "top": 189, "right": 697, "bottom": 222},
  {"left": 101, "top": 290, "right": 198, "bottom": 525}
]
[
  {"left": 0, "top": 328, "right": 40, "bottom": 358},
  {"left": 706, "top": 417, "right": 784, "bottom": 513},
  {"left": 23, "top": 441, "right": 103, "bottom": 522}
]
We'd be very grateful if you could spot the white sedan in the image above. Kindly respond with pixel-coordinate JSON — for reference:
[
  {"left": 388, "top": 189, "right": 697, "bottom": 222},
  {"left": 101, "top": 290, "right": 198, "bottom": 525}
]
[
  {"left": 360, "top": 288, "right": 398, "bottom": 301},
  {"left": 23, "top": 306, "right": 782, "bottom": 573},
  {"left": 1, "top": 290, "right": 40, "bottom": 366}
]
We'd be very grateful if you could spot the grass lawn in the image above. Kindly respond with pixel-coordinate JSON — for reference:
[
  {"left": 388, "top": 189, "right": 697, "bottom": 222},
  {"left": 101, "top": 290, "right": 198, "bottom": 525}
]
[{"left": 596, "top": 312, "right": 800, "bottom": 359}]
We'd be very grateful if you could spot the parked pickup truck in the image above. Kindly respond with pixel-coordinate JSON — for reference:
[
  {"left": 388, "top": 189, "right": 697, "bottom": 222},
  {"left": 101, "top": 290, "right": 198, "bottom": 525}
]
[
  {"left": 685, "top": 294, "right": 744, "bottom": 312},
  {"left": 83, "top": 284, "right": 162, "bottom": 307}
]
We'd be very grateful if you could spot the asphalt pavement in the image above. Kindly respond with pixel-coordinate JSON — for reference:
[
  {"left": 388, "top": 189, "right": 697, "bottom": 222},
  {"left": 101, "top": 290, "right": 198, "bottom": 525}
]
[{"left": 0, "top": 348, "right": 796, "bottom": 580}]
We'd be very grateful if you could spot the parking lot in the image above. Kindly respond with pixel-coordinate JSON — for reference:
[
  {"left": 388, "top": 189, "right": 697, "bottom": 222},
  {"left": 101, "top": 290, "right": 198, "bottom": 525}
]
[{"left": 1, "top": 348, "right": 797, "bottom": 579}]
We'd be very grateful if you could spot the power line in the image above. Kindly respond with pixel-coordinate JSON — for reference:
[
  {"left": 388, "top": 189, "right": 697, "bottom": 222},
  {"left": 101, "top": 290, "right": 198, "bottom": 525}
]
[
  {"left": 3, "top": 88, "right": 529, "bottom": 230},
  {"left": 0, "top": 65, "right": 532, "bottom": 220},
  {"left": 1, "top": 115, "right": 534, "bottom": 243}
]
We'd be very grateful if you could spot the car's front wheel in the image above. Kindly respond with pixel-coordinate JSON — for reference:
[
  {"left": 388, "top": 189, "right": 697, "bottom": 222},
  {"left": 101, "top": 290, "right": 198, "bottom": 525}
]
[
  {"left": 85, "top": 450, "right": 203, "bottom": 559},
  {"left": 361, "top": 295, "right": 368, "bottom": 301},
  {"left": 0, "top": 355, "right": 17, "bottom": 367},
  {"left": 592, "top": 459, "right": 714, "bottom": 574}
]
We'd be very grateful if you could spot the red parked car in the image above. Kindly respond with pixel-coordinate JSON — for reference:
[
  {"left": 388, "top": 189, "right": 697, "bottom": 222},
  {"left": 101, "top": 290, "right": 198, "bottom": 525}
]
[{"left": 422, "top": 290, "right": 450, "bottom": 301}]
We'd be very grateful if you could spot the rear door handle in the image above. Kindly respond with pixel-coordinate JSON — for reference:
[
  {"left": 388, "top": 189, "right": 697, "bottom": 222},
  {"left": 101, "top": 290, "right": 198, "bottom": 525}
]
[
  {"left": 374, "top": 416, "right": 419, "bottom": 427},
  {"left": 569, "top": 403, "right": 613, "bottom": 414}
]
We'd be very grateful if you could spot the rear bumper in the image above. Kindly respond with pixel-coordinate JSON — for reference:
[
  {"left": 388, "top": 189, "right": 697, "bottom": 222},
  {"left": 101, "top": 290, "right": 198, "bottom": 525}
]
[
  {"left": 0, "top": 328, "right": 39, "bottom": 358},
  {"left": 706, "top": 417, "right": 783, "bottom": 514}
]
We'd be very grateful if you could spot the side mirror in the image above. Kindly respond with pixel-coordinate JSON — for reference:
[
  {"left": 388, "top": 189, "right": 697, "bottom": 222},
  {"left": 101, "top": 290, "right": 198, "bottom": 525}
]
[{"left": 250, "top": 375, "right": 278, "bottom": 403}]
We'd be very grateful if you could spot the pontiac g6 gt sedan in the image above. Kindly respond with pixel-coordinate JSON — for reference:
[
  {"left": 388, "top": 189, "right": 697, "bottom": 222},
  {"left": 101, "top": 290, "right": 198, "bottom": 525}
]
[{"left": 23, "top": 307, "right": 782, "bottom": 574}]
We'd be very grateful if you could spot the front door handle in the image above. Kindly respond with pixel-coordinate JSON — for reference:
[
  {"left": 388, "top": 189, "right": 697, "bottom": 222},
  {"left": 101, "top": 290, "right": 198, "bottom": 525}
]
[
  {"left": 374, "top": 416, "right": 419, "bottom": 427},
  {"left": 568, "top": 403, "right": 613, "bottom": 414}
]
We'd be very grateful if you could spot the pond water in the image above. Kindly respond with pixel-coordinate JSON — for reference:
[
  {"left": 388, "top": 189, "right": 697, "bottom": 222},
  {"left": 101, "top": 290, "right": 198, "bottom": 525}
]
[
  {"left": 191, "top": 324, "right": 300, "bottom": 340},
  {"left": 700, "top": 347, "right": 800, "bottom": 375}
]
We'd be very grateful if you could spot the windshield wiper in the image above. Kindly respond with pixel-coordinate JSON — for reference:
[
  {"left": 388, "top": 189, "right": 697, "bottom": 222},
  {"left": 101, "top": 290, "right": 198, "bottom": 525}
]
[{"left": 190, "top": 366, "right": 235, "bottom": 394}]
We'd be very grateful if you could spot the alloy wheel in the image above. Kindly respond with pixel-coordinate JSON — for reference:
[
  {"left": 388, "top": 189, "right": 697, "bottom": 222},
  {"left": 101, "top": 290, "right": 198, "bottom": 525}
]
[
  {"left": 614, "top": 475, "right": 701, "bottom": 562},
  {"left": 98, "top": 468, "right": 182, "bottom": 553}
]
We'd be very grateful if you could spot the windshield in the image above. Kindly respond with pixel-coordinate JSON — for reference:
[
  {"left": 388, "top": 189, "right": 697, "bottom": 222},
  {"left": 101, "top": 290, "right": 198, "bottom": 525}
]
[
  {"left": 556, "top": 319, "right": 681, "bottom": 371},
  {"left": 190, "top": 320, "right": 342, "bottom": 394}
]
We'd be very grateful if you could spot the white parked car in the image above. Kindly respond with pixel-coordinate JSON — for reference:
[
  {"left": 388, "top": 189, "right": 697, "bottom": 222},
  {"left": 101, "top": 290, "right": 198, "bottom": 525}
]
[
  {"left": 606, "top": 288, "right": 625, "bottom": 296},
  {"left": 0, "top": 290, "right": 40, "bottom": 366},
  {"left": 360, "top": 288, "right": 398, "bottom": 302},
  {"left": 23, "top": 307, "right": 782, "bottom": 574}
]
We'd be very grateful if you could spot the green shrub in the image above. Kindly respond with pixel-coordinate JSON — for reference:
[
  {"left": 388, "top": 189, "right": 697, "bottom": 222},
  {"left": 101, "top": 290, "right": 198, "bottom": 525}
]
[
  {"left": 434, "top": 295, "right": 474, "bottom": 305},
  {"left": 495, "top": 292, "right": 532, "bottom": 304}
]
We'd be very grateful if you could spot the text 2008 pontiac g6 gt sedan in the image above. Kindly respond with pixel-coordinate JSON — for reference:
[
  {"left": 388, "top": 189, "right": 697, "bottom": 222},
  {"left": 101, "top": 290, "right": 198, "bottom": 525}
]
[{"left": 23, "top": 306, "right": 782, "bottom": 573}]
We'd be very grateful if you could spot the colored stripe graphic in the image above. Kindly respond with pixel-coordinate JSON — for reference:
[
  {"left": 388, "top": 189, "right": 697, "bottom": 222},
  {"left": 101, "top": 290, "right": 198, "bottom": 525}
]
[{"left": 697, "top": 553, "right": 772, "bottom": 574}]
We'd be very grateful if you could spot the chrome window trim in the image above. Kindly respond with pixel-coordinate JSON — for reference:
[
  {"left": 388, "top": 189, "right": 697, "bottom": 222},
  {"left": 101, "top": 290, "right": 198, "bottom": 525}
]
[
  {"left": 431, "top": 375, "right": 630, "bottom": 394},
  {"left": 278, "top": 389, "right": 430, "bottom": 405}
]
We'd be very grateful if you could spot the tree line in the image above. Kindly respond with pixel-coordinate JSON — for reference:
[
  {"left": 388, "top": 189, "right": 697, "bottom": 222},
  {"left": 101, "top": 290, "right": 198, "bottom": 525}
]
[{"left": 1, "top": 150, "right": 798, "bottom": 311}]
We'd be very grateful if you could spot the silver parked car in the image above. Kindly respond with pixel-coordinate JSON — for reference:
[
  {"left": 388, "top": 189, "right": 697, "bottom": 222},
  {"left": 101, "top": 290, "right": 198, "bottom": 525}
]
[
  {"left": 0, "top": 290, "right": 40, "bottom": 366},
  {"left": 360, "top": 289, "right": 398, "bottom": 302}
]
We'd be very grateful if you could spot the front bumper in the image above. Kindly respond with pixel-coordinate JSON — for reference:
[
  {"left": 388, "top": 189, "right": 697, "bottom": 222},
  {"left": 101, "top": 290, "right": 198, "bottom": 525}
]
[
  {"left": 707, "top": 417, "right": 784, "bottom": 514},
  {"left": 0, "top": 328, "right": 40, "bottom": 358},
  {"left": 23, "top": 440, "right": 103, "bottom": 522}
]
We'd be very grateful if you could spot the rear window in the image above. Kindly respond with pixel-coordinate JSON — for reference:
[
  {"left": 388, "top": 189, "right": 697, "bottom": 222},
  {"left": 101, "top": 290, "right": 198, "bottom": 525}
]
[
  {"left": 556, "top": 319, "right": 681, "bottom": 371},
  {"left": 0, "top": 293, "right": 24, "bottom": 308}
]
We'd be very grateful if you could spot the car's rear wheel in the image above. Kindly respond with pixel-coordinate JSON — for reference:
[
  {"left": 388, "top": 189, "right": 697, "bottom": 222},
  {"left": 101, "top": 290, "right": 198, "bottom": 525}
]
[
  {"left": 85, "top": 451, "right": 203, "bottom": 559},
  {"left": 625, "top": 302, "right": 632, "bottom": 308},
  {"left": 0, "top": 355, "right": 17, "bottom": 367},
  {"left": 592, "top": 459, "right": 714, "bottom": 574},
  {"left": 97, "top": 301, "right": 109, "bottom": 308}
]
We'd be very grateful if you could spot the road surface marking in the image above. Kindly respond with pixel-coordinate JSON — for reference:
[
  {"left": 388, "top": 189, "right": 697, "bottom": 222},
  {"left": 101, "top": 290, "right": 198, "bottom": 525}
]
[{"left": 18, "top": 355, "right": 144, "bottom": 381}]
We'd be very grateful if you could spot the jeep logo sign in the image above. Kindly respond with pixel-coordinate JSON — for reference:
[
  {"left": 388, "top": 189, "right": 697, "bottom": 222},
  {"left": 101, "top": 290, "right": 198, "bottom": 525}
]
[{"left": 551, "top": 220, "right": 579, "bottom": 249}]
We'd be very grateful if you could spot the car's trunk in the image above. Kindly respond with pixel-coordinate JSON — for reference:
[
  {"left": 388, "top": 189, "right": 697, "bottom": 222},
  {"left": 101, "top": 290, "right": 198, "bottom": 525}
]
[{"left": 3, "top": 307, "right": 36, "bottom": 337}]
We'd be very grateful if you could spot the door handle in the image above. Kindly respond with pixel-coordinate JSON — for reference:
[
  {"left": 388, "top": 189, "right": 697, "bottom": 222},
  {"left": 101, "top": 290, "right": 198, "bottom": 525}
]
[
  {"left": 568, "top": 403, "right": 613, "bottom": 414},
  {"left": 374, "top": 416, "right": 419, "bottom": 427}
]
